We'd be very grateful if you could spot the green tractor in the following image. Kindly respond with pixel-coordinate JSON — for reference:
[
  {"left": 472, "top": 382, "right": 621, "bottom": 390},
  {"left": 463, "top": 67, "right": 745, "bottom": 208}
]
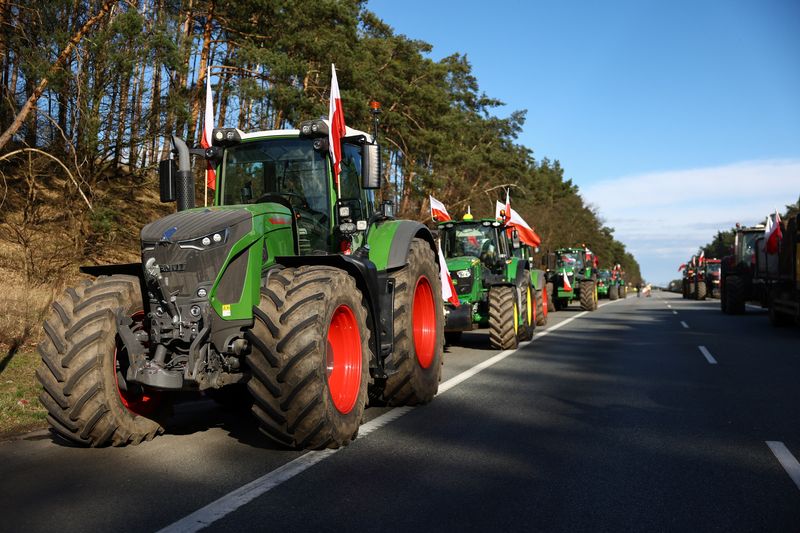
[
  {"left": 544, "top": 247, "right": 598, "bottom": 311},
  {"left": 596, "top": 269, "right": 611, "bottom": 299},
  {"left": 37, "top": 118, "right": 445, "bottom": 449},
  {"left": 438, "top": 215, "right": 547, "bottom": 350}
]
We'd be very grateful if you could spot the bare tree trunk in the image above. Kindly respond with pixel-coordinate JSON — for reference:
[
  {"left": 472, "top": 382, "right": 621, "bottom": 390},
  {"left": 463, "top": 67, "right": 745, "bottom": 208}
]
[
  {"left": 113, "top": 71, "right": 130, "bottom": 167},
  {"left": 0, "top": 0, "right": 116, "bottom": 152},
  {"left": 187, "top": 0, "right": 215, "bottom": 146}
]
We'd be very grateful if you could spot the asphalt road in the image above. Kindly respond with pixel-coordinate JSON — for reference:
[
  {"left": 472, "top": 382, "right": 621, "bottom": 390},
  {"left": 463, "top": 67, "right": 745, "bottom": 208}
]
[{"left": 2, "top": 291, "right": 799, "bottom": 532}]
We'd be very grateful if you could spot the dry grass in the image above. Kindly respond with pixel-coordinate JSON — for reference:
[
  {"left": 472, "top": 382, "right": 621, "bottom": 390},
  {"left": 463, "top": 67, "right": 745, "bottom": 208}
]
[{"left": 0, "top": 154, "right": 174, "bottom": 437}]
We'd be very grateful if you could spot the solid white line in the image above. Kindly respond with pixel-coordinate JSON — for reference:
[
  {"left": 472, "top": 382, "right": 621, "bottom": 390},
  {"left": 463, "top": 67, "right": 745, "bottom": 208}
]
[
  {"left": 159, "top": 305, "right": 605, "bottom": 532},
  {"left": 680, "top": 321, "right": 689, "bottom": 329},
  {"left": 698, "top": 345, "right": 717, "bottom": 365},
  {"left": 766, "top": 441, "right": 800, "bottom": 491}
]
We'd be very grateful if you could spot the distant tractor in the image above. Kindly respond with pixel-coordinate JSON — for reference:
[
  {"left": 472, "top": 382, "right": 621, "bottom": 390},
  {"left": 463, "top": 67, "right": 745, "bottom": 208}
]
[
  {"left": 597, "top": 269, "right": 611, "bottom": 299},
  {"left": 695, "top": 258, "right": 721, "bottom": 299},
  {"left": 438, "top": 214, "right": 547, "bottom": 349},
  {"left": 544, "top": 246, "right": 598, "bottom": 312},
  {"left": 609, "top": 264, "right": 627, "bottom": 300},
  {"left": 37, "top": 118, "right": 444, "bottom": 449},
  {"left": 720, "top": 225, "right": 767, "bottom": 314}
]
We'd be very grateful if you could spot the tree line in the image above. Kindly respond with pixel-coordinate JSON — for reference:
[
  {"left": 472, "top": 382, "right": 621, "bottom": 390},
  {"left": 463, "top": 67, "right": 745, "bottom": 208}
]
[{"left": 0, "top": 0, "right": 641, "bottom": 284}]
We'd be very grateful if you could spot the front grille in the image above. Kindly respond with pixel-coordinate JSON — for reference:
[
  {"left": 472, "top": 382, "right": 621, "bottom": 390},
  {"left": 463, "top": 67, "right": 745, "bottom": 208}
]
[
  {"left": 450, "top": 272, "right": 473, "bottom": 295},
  {"left": 143, "top": 242, "right": 231, "bottom": 297}
]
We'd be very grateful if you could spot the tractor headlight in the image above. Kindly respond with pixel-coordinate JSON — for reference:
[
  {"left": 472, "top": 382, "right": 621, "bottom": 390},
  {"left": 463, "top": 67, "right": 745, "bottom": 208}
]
[
  {"left": 456, "top": 269, "right": 471, "bottom": 278},
  {"left": 178, "top": 229, "right": 229, "bottom": 250}
]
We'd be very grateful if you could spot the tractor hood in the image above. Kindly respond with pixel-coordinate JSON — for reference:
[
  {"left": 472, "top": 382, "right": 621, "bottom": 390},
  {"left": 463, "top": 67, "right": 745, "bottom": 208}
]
[
  {"left": 446, "top": 256, "right": 480, "bottom": 272},
  {"left": 141, "top": 207, "right": 252, "bottom": 245}
]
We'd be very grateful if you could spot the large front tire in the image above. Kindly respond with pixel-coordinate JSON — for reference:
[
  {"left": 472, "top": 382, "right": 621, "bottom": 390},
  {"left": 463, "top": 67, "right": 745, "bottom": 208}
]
[
  {"left": 535, "top": 287, "right": 548, "bottom": 326},
  {"left": 489, "top": 286, "right": 519, "bottom": 350},
  {"left": 726, "top": 275, "right": 746, "bottom": 314},
  {"left": 382, "top": 239, "right": 444, "bottom": 406},
  {"left": 696, "top": 281, "right": 707, "bottom": 300},
  {"left": 246, "top": 266, "right": 370, "bottom": 449},
  {"left": 37, "top": 275, "right": 166, "bottom": 447},
  {"left": 518, "top": 278, "right": 534, "bottom": 341},
  {"left": 609, "top": 285, "right": 619, "bottom": 301}
]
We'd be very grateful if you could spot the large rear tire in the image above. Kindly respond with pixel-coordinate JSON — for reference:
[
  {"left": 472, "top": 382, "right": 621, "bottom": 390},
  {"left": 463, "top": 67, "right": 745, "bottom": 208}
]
[
  {"left": 720, "top": 279, "right": 729, "bottom": 313},
  {"left": 726, "top": 275, "right": 746, "bottom": 314},
  {"left": 246, "top": 266, "right": 370, "bottom": 449},
  {"left": 696, "top": 281, "right": 707, "bottom": 300},
  {"left": 609, "top": 285, "right": 619, "bottom": 301},
  {"left": 37, "top": 275, "right": 166, "bottom": 447},
  {"left": 518, "top": 277, "right": 534, "bottom": 341},
  {"left": 382, "top": 239, "right": 444, "bottom": 406},
  {"left": 580, "top": 280, "right": 596, "bottom": 311},
  {"left": 489, "top": 286, "right": 518, "bottom": 350},
  {"left": 545, "top": 282, "right": 555, "bottom": 313}
]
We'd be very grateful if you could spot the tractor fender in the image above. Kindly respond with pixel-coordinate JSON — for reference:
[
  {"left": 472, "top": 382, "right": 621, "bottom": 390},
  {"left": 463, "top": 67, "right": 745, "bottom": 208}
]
[
  {"left": 529, "top": 269, "right": 546, "bottom": 290},
  {"left": 273, "top": 254, "right": 384, "bottom": 369},
  {"left": 367, "top": 219, "right": 438, "bottom": 271}
]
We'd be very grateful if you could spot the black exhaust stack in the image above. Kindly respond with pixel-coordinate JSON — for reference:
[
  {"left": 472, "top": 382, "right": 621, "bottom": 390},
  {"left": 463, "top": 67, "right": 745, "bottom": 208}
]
[{"left": 171, "top": 135, "right": 195, "bottom": 212}]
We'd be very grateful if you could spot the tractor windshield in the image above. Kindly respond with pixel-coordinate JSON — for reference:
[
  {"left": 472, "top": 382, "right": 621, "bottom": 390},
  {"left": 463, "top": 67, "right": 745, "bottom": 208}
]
[
  {"left": 559, "top": 252, "right": 583, "bottom": 270},
  {"left": 442, "top": 224, "right": 501, "bottom": 263},
  {"left": 737, "top": 231, "right": 759, "bottom": 264},
  {"left": 707, "top": 262, "right": 721, "bottom": 275},
  {"left": 598, "top": 270, "right": 611, "bottom": 281},
  {"left": 220, "top": 139, "right": 329, "bottom": 217}
]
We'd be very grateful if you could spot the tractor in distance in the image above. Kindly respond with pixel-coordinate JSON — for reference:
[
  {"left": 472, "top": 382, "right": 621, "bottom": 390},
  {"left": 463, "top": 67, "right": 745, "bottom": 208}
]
[
  {"left": 543, "top": 246, "right": 598, "bottom": 312},
  {"left": 720, "top": 224, "right": 767, "bottom": 314},
  {"left": 681, "top": 259, "right": 696, "bottom": 299},
  {"left": 37, "top": 116, "right": 445, "bottom": 450},
  {"left": 596, "top": 269, "right": 611, "bottom": 299},
  {"left": 610, "top": 264, "right": 627, "bottom": 300},
  {"left": 438, "top": 212, "right": 546, "bottom": 350},
  {"left": 694, "top": 258, "right": 721, "bottom": 299}
]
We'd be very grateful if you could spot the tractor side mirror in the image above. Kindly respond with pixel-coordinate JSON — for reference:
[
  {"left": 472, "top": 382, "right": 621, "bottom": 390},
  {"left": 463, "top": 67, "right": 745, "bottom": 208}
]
[
  {"left": 511, "top": 230, "right": 520, "bottom": 249},
  {"left": 362, "top": 143, "right": 381, "bottom": 189},
  {"left": 159, "top": 159, "right": 177, "bottom": 203}
]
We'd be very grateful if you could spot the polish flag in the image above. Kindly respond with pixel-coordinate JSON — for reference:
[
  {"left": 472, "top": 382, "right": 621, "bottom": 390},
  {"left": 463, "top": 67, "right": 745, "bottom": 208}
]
[
  {"left": 328, "top": 64, "right": 346, "bottom": 193},
  {"left": 765, "top": 210, "right": 783, "bottom": 254},
  {"left": 494, "top": 200, "right": 542, "bottom": 247},
  {"left": 200, "top": 66, "right": 216, "bottom": 194},
  {"left": 699, "top": 250, "right": 705, "bottom": 263},
  {"left": 678, "top": 263, "right": 686, "bottom": 272},
  {"left": 437, "top": 243, "right": 459, "bottom": 306},
  {"left": 562, "top": 272, "right": 572, "bottom": 291},
  {"left": 430, "top": 195, "right": 452, "bottom": 222},
  {"left": 505, "top": 189, "right": 511, "bottom": 223}
]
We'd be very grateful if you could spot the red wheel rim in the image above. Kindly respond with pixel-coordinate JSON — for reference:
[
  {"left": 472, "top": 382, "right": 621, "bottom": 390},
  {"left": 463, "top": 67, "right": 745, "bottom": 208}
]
[
  {"left": 326, "top": 305, "right": 362, "bottom": 414},
  {"left": 412, "top": 276, "right": 436, "bottom": 368},
  {"left": 114, "top": 311, "right": 161, "bottom": 416}
]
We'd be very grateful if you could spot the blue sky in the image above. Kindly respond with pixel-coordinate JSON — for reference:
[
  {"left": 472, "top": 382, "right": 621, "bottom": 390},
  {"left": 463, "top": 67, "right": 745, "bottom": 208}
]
[{"left": 368, "top": 0, "right": 800, "bottom": 284}]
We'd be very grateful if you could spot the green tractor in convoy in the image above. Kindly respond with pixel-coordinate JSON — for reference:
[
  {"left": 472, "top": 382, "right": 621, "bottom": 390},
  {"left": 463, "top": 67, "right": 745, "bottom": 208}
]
[
  {"left": 37, "top": 118, "right": 445, "bottom": 449},
  {"left": 544, "top": 247, "right": 598, "bottom": 311},
  {"left": 596, "top": 269, "right": 611, "bottom": 299},
  {"left": 609, "top": 264, "right": 627, "bottom": 300},
  {"left": 438, "top": 214, "right": 547, "bottom": 350}
]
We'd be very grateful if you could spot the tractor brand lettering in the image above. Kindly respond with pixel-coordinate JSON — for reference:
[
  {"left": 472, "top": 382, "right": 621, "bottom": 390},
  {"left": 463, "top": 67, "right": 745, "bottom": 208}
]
[{"left": 159, "top": 263, "right": 186, "bottom": 272}]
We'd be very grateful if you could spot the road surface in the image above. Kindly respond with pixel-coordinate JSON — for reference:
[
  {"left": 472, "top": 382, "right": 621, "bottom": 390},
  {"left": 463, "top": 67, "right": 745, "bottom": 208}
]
[{"left": 2, "top": 291, "right": 798, "bottom": 532}]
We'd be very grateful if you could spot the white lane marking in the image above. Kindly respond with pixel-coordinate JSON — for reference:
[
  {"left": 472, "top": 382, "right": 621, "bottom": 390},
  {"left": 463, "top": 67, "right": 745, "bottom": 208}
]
[
  {"left": 698, "top": 345, "right": 717, "bottom": 365},
  {"left": 766, "top": 441, "right": 800, "bottom": 491},
  {"left": 159, "top": 306, "right": 605, "bottom": 532},
  {"left": 667, "top": 304, "right": 672, "bottom": 308},
  {"left": 746, "top": 303, "right": 763, "bottom": 311},
  {"left": 672, "top": 310, "right": 678, "bottom": 315},
  {"left": 680, "top": 321, "right": 689, "bottom": 329}
]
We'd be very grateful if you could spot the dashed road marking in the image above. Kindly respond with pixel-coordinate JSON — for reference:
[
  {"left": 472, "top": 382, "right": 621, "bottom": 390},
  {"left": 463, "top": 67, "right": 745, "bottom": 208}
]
[
  {"left": 680, "top": 321, "right": 689, "bottom": 329},
  {"left": 672, "top": 310, "right": 678, "bottom": 315},
  {"left": 766, "top": 441, "right": 800, "bottom": 491},
  {"left": 698, "top": 345, "right": 717, "bottom": 364}
]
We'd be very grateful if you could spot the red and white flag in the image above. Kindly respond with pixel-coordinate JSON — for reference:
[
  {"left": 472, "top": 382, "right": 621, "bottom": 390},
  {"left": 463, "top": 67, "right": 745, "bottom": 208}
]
[
  {"left": 678, "top": 263, "right": 686, "bottom": 272},
  {"left": 437, "top": 243, "right": 459, "bottom": 307},
  {"left": 562, "top": 272, "right": 572, "bottom": 291},
  {"left": 429, "top": 195, "right": 452, "bottom": 222},
  {"left": 494, "top": 200, "right": 542, "bottom": 247},
  {"left": 765, "top": 210, "right": 783, "bottom": 254},
  {"left": 200, "top": 66, "right": 216, "bottom": 196},
  {"left": 328, "top": 64, "right": 346, "bottom": 196},
  {"left": 699, "top": 250, "right": 705, "bottom": 263},
  {"left": 505, "top": 189, "right": 511, "bottom": 222}
]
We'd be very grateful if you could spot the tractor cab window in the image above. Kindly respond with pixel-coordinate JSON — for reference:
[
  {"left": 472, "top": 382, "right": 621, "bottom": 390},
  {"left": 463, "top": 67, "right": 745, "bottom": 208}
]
[
  {"left": 707, "top": 262, "right": 721, "bottom": 275},
  {"left": 738, "top": 231, "right": 759, "bottom": 263},
  {"left": 559, "top": 252, "right": 583, "bottom": 270},
  {"left": 443, "top": 223, "right": 501, "bottom": 264},
  {"left": 221, "top": 139, "right": 330, "bottom": 252},
  {"left": 338, "top": 143, "right": 372, "bottom": 220},
  {"left": 598, "top": 270, "right": 611, "bottom": 281}
]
